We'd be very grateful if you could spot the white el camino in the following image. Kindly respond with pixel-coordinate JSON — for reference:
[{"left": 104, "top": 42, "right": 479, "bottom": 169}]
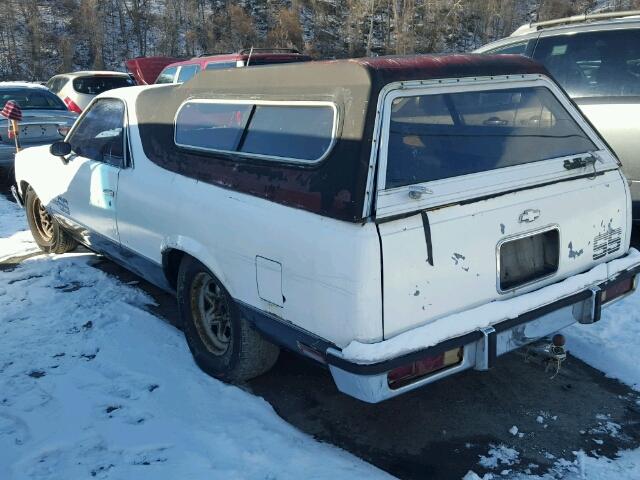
[{"left": 12, "top": 55, "right": 640, "bottom": 403}]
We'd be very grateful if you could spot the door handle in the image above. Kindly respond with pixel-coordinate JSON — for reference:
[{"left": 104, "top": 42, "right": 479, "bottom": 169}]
[{"left": 103, "top": 189, "right": 115, "bottom": 197}]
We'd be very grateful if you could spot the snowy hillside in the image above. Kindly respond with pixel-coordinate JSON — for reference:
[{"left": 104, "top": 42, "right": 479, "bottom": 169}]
[{"left": 1, "top": 0, "right": 632, "bottom": 81}]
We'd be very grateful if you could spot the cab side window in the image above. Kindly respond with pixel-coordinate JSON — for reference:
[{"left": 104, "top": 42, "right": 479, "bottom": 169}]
[{"left": 67, "top": 99, "right": 126, "bottom": 167}]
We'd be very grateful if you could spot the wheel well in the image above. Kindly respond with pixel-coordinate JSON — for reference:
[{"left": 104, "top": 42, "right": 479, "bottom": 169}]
[
  {"left": 20, "top": 180, "right": 30, "bottom": 196},
  {"left": 162, "top": 248, "right": 187, "bottom": 290}
]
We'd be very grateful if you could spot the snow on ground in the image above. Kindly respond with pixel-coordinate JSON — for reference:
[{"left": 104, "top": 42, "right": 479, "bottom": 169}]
[
  {"left": 0, "top": 195, "right": 391, "bottom": 479},
  {"left": 3, "top": 190, "right": 640, "bottom": 480},
  {"left": 0, "top": 195, "right": 38, "bottom": 262},
  {"left": 465, "top": 448, "right": 640, "bottom": 479},
  {"left": 562, "top": 293, "right": 640, "bottom": 391}
]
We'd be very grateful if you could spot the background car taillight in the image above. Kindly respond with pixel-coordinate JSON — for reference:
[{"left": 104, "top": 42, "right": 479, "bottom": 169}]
[
  {"left": 63, "top": 97, "right": 82, "bottom": 113},
  {"left": 57, "top": 126, "right": 71, "bottom": 137},
  {"left": 387, "top": 348, "right": 463, "bottom": 390}
]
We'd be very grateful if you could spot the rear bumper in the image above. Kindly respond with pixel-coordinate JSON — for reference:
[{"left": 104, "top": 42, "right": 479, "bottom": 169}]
[{"left": 326, "top": 252, "right": 640, "bottom": 403}]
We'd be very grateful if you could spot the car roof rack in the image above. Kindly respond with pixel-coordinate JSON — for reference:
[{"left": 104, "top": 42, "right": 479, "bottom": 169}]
[
  {"left": 511, "top": 9, "right": 640, "bottom": 36},
  {"left": 237, "top": 47, "right": 301, "bottom": 55}
]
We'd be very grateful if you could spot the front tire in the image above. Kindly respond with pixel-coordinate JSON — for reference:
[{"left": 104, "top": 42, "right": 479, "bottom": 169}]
[
  {"left": 177, "top": 257, "right": 279, "bottom": 382},
  {"left": 24, "top": 187, "right": 77, "bottom": 254}
]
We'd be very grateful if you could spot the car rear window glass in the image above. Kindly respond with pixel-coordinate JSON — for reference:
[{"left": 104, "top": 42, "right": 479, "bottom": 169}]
[
  {"left": 175, "top": 102, "right": 253, "bottom": 151},
  {"left": 247, "top": 57, "right": 307, "bottom": 66},
  {"left": 175, "top": 101, "right": 335, "bottom": 162},
  {"left": 46, "top": 77, "right": 67, "bottom": 94},
  {"left": 0, "top": 88, "right": 66, "bottom": 110},
  {"left": 72, "top": 76, "right": 135, "bottom": 95},
  {"left": 156, "top": 66, "right": 178, "bottom": 84},
  {"left": 177, "top": 64, "right": 201, "bottom": 83},
  {"left": 486, "top": 40, "right": 528, "bottom": 55},
  {"left": 533, "top": 29, "right": 640, "bottom": 97},
  {"left": 205, "top": 62, "right": 236, "bottom": 70},
  {"left": 385, "top": 86, "right": 596, "bottom": 188},
  {"left": 239, "top": 105, "right": 334, "bottom": 161}
]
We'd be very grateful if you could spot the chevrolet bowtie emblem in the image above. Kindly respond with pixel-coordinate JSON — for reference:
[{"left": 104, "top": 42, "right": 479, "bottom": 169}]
[{"left": 519, "top": 209, "right": 541, "bottom": 223}]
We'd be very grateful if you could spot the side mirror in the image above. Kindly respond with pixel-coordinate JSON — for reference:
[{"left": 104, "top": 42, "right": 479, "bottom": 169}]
[{"left": 50, "top": 141, "right": 72, "bottom": 158}]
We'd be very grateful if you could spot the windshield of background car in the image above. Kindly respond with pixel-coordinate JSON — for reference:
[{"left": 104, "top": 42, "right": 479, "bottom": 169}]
[
  {"left": 0, "top": 88, "right": 67, "bottom": 110},
  {"left": 155, "top": 66, "right": 178, "bottom": 84},
  {"left": 177, "top": 64, "right": 201, "bottom": 83},
  {"left": 72, "top": 76, "right": 135, "bottom": 95},
  {"left": 533, "top": 29, "right": 640, "bottom": 98},
  {"left": 385, "top": 86, "right": 597, "bottom": 188}
]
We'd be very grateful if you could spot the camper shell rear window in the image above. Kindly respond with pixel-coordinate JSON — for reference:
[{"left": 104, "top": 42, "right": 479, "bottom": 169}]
[
  {"left": 385, "top": 86, "right": 597, "bottom": 188},
  {"left": 174, "top": 100, "right": 337, "bottom": 164}
]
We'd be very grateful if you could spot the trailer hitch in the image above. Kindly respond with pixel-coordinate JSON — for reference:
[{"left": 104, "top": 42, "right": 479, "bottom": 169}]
[{"left": 524, "top": 334, "right": 567, "bottom": 379}]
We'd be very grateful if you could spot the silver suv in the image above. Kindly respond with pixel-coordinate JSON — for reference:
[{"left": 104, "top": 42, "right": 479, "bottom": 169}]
[{"left": 476, "top": 10, "right": 640, "bottom": 221}]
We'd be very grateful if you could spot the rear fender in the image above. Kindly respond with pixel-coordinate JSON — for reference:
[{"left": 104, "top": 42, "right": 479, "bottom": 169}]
[{"left": 160, "top": 235, "right": 233, "bottom": 296}]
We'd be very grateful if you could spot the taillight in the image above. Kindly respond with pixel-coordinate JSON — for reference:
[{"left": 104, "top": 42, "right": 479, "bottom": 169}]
[
  {"left": 601, "top": 275, "right": 637, "bottom": 304},
  {"left": 387, "top": 348, "right": 463, "bottom": 389},
  {"left": 63, "top": 97, "right": 82, "bottom": 113}
]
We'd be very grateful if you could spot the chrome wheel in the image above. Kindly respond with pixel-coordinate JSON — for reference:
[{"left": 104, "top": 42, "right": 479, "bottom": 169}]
[
  {"left": 190, "top": 272, "right": 232, "bottom": 356},
  {"left": 32, "top": 197, "right": 54, "bottom": 242}
]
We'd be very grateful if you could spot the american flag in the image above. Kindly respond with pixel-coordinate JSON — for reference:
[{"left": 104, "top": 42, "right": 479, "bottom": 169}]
[{"left": 1, "top": 100, "right": 23, "bottom": 121}]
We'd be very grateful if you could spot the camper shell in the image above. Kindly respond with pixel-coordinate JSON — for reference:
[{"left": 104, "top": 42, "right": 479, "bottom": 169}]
[{"left": 136, "top": 55, "right": 549, "bottom": 222}]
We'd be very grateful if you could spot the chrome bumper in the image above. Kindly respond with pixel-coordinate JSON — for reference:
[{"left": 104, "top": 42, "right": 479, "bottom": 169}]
[{"left": 326, "top": 258, "right": 640, "bottom": 403}]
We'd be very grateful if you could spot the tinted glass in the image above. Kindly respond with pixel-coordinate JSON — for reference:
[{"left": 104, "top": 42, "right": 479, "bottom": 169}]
[
  {"left": 386, "top": 87, "right": 596, "bottom": 188},
  {"left": 487, "top": 40, "right": 528, "bottom": 55},
  {"left": 240, "top": 105, "right": 334, "bottom": 161},
  {"left": 0, "top": 88, "right": 66, "bottom": 110},
  {"left": 248, "top": 57, "right": 307, "bottom": 66},
  {"left": 175, "top": 102, "right": 252, "bottom": 151},
  {"left": 155, "top": 66, "right": 178, "bottom": 84},
  {"left": 68, "top": 99, "right": 125, "bottom": 166},
  {"left": 205, "top": 62, "right": 236, "bottom": 70},
  {"left": 46, "top": 77, "right": 63, "bottom": 93},
  {"left": 533, "top": 29, "right": 640, "bottom": 97},
  {"left": 72, "top": 76, "right": 134, "bottom": 95},
  {"left": 177, "top": 64, "right": 201, "bottom": 83}
]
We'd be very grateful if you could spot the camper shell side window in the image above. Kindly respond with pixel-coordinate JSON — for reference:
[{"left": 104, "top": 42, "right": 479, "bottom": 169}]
[{"left": 174, "top": 100, "right": 338, "bottom": 165}]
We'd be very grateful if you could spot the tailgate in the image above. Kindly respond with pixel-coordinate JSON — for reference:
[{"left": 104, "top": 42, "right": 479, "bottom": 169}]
[
  {"left": 373, "top": 74, "right": 629, "bottom": 339},
  {"left": 379, "top": 170, "right": 629, "bottom": 338}
]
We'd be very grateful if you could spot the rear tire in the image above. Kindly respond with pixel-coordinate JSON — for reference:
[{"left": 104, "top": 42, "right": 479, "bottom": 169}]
[
  {"left": 24, "top": 187, "right": 77, "bottom": 254},
  {"left": 177, "top": 256, "right": 279, "bottom": 382}
]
